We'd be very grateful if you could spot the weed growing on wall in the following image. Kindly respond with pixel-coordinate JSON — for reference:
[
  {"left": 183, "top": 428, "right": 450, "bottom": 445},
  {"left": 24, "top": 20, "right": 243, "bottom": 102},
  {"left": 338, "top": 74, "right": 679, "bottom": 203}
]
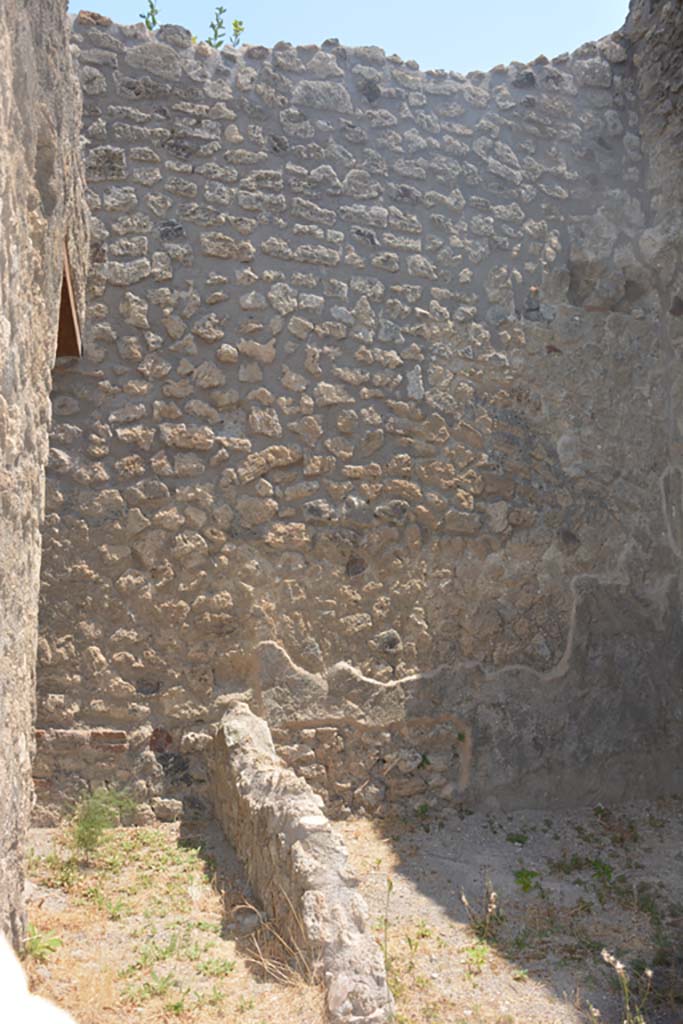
[
  {"left": 139, "top": 0, "right": 159, "bottom": 30},
  {"left": 229, "top": 18, "right": 244, "bottom": 46},
  {"left": 206, "top": 6, "right": 227, "bottom": 47},
  {"left": 137, "top": 1, "right": 244, "bottom": 47}
]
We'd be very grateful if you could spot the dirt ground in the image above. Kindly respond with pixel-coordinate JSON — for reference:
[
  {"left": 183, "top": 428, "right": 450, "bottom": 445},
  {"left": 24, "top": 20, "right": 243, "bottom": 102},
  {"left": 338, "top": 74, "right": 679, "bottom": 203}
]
[
  {"left": 25, "top": 820, "right": 324, "bottom": 1024},
  {"left": 339, "top": 798, "right": 683, "bottom": 1024},
  {"left": 25, "top": 797, "right": 682, "bottom": 1024}
]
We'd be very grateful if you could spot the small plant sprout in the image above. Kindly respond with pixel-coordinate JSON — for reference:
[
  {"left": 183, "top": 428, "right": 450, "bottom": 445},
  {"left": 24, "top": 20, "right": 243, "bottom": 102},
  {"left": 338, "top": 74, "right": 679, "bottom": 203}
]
[
  {"left": 207, "top": 6, "right": 227, "bottom": 48},
  {"left": 514, "top": 868, "right": 540, "bottom": 893},
  {"left": 24, "top": 924, "right": 62, "bottom": 962},
  {"left": 464, "top": 940, "right": 489, "bottom": 976},
  {"left": 590, "top": 858, "right": 613, "bottom": 884},
  {"left": 197, "top": 956, "right": 236, "bottom": 977},
  {"left": 139, "top": 0, "right": 159, "bottom": 31},
  {"left": 230, "top": 19, "right": 245, "bottom": 47}
]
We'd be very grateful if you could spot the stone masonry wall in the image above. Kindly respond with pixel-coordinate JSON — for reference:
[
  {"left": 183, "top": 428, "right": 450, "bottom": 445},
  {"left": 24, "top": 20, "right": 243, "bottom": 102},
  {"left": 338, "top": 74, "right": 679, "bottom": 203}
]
[
  {"left": 210, "top": 702, "right": 393, "bottom": 1023},
  {"left": 0, "top": 1, "right": 88, "bottom": 944},
  {"left": 35, "top": 7, "right": 683, "bottom": 822},
  {"left": 628, "top": 0, "right": 683, "bottom": 629}
]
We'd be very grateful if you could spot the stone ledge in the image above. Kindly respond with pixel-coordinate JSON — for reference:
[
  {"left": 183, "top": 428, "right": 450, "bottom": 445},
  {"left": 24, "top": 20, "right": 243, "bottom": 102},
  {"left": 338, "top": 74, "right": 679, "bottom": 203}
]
[{"left": 209, "top": 701, "right": 393, "bottom": 1024}]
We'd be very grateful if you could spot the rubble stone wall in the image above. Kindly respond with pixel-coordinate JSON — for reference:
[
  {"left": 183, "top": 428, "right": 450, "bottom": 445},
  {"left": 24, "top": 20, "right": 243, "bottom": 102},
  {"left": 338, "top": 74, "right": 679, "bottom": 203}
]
[
  {"left": 0, "top": 1, "right": 88, "bottom": 944},
  {"left": 210, "top": 702, "right": 393, "bottom": 1023},
  {"left": 35, "top": 5, "right": 683, "bottom": 822}
]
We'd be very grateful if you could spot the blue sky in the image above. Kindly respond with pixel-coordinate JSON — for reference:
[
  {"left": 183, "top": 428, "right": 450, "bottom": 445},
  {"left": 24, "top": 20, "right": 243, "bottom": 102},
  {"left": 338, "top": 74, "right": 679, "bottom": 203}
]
[{"left": 82, "top": 0, "right": 629, "bottom": 74}]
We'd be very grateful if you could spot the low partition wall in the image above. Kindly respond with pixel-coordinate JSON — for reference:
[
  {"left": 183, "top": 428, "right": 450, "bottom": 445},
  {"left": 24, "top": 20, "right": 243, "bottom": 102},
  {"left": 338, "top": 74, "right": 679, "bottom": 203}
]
[{"left": 209, "top": 701, "right": 393, "bottom": 1024}]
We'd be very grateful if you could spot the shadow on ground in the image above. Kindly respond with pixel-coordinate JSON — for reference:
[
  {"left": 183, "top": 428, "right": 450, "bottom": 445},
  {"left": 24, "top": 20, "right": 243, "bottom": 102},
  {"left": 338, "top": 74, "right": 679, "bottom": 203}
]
[{"left": 336, "top": 798, "right": 683, "bottom": 1024}]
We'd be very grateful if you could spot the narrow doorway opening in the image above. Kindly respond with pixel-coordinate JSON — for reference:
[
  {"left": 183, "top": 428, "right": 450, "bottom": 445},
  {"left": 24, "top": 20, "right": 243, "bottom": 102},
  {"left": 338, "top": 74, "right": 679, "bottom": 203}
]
[{"left": 56, "top": 244, "right": 81, "bottom": 358}]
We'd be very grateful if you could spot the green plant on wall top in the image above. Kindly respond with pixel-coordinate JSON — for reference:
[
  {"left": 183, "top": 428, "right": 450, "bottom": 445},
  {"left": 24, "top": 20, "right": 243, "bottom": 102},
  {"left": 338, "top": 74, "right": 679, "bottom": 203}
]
[
  {"left": 139, "top": 0, "right": 159, "bottom": 30},
  {"left": 207, "top": 5, "right": 227, "bottom": 47},
  {"left": 230, "top": 19, "right": 245, "bottom": 46},
  {"left": 207, "top": 9, "right": 244, "bottom": 48},
  {"left": 138, "top": 2, "right": 244, "bottom": 48}
]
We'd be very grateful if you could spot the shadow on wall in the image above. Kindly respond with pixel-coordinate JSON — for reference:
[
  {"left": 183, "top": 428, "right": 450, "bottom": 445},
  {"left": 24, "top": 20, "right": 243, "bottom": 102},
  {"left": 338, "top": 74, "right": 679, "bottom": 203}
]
[{"left": 250, "top": 570, "right": 683, "bottom": 818}]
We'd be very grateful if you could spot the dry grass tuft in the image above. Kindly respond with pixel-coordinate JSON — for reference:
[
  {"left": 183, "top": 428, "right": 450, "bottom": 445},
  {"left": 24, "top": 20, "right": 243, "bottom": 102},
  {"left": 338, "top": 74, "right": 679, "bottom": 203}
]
[{"left": 239, "top": 891, "right": 322, "bottom": 989}]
